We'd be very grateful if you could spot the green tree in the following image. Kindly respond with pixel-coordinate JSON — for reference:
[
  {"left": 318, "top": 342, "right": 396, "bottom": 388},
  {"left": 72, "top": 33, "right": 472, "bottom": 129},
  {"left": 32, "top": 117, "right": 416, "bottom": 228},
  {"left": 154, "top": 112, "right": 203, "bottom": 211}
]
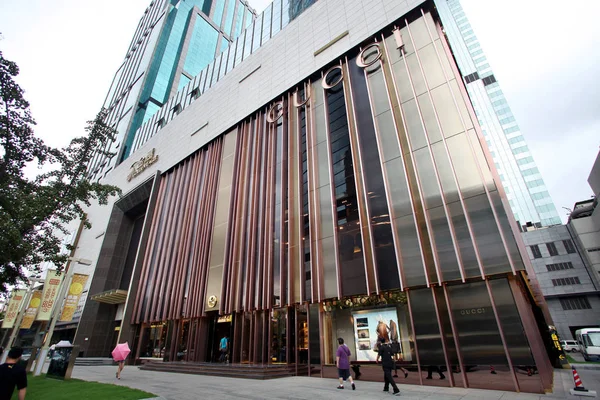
[{"left": 0, "top": 50, "right": 120, "bottom": 292}]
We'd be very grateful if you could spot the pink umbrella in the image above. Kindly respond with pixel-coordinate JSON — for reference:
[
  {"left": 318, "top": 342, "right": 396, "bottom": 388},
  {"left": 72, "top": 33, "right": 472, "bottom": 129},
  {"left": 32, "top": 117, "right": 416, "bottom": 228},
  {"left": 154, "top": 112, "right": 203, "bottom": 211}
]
[{"left": 112, "top": 342, "right": 131, "bottom": 362}]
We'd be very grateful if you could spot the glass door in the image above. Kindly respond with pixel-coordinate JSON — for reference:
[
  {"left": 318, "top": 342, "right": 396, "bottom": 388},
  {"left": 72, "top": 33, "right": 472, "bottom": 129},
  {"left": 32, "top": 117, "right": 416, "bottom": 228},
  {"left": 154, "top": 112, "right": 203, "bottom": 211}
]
[{"left": 270, "top": 308, "right": 287, "bottom": 363}]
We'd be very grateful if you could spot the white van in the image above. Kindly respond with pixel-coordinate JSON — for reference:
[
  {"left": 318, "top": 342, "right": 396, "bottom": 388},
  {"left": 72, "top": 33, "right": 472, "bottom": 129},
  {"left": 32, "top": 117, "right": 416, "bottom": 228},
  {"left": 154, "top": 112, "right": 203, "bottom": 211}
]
[
  {"left": 575, "top": 328, "right": 600, "bottom": 361},
  {"left": 560, "top": 340, "right": 578, "bottom": 352}
]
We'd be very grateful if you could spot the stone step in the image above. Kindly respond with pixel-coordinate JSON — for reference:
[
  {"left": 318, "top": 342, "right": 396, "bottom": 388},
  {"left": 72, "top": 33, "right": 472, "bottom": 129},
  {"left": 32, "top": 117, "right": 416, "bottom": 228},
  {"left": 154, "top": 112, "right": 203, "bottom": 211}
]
[
  {"left": 139, "top": 362, "right": 309, "bottom": 380},
  {"left": 75, "top": 357, "right": 115, "bottom": 366}
]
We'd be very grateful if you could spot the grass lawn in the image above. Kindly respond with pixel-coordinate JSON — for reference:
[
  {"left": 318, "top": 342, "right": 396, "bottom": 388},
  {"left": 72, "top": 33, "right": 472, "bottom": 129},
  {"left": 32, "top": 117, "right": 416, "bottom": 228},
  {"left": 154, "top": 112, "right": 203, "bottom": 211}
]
[
  {"left": 567, "top": 353, "right": 600, "bottom": 365},
  {"left": 11, "top": 375, "right": 155, "bottom": 400}
]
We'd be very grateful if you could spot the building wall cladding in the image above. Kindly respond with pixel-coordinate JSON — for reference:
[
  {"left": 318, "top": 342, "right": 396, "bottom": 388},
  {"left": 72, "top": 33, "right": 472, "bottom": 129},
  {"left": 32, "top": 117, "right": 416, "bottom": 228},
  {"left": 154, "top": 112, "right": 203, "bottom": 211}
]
[
  {"left": 546, "top": 297, "right": 600, "bottom": 340},
  {"left": 569, "top": 154, "right": 600, "bottom": 284},
  {"left": 521, "top": 225, "right": 600, "bottom": 340},
  {"left": 73, "top": 0, "right": 554, "bottom": 394},
  {"left": 87, "top": 0, "right": 427, "bottom": 182},
  {"left": 113, "top": 7, "right": 550, "bottom": 393},
  {"left": 131, "top": 10, "right": 527, "bottom": 318}
]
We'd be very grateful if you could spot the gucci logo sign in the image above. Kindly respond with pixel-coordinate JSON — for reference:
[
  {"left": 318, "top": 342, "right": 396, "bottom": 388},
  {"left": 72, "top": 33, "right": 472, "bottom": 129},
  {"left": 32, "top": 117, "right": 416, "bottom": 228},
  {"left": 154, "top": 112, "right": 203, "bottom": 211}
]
[
  {"left": 322, "top": 65, "right": 344, "bottom": 89},
  {"left": 459, "top": 307, "right": 487, "bottom": 316},
  {"left": 293, "top": 82, "right": 311, "bottom": 108},
  {"left": 356, "top": 42, "right": 382, "bottom": 68},
  {"left": 207, "top": 295, "right": 218, "bottom": 308},
  {"left": 266, "top": 101, "right": 284, "bottom": 123},
  {"left": 269, "top": 41, "right": 384, "bottom": 120}
]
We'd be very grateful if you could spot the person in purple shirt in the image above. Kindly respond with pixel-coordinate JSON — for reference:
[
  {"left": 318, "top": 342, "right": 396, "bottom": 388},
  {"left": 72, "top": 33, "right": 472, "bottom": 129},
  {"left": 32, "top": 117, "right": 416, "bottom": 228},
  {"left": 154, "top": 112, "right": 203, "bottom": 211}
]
[{"left": 336, "top": 338, "right": 355, "bottom": 390}]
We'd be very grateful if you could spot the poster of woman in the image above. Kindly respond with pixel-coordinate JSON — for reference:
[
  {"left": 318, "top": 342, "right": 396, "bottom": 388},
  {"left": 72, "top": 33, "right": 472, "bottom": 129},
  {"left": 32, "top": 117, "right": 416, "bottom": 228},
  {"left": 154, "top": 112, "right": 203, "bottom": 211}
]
[{"left": 352, "top": 308, "right": 399, "bottom": 361}]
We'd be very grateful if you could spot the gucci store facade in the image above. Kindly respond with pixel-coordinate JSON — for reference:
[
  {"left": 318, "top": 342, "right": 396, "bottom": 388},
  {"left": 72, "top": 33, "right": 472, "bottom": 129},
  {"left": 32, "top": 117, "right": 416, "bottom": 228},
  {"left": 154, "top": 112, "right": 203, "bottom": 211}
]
[{"left": 74, "top": 0, "right": 554, "bottom": 394}]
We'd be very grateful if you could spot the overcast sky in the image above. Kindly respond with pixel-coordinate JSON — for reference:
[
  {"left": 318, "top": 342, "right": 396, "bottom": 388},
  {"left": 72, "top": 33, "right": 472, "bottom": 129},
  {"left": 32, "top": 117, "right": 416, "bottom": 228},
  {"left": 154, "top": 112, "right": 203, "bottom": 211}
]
[{"left": 0, "top": 0, "right": 598, "bottom": 223}]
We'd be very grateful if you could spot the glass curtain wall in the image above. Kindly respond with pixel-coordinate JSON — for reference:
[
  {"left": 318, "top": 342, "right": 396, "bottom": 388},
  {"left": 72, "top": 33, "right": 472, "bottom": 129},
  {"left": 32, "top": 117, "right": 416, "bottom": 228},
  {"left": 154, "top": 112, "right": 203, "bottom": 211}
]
[{"left": 434, "top": 0, "right": 560, "bottom": 226}]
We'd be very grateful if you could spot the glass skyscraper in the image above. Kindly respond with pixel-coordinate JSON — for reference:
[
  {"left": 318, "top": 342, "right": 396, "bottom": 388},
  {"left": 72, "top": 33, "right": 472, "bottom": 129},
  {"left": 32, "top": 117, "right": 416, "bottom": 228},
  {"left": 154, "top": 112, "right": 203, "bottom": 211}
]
[
  {"left": 88, "top": 0, "right": 322, "bottom": 178},
  {"left": 435, "top": 0, "right": 561, "bottom": 228},
  {"left": 86, "top": 0, "right": 257, "bottom": 173},
  {"left": 119, "top": 0, "right": 256, "bottom": 161}
]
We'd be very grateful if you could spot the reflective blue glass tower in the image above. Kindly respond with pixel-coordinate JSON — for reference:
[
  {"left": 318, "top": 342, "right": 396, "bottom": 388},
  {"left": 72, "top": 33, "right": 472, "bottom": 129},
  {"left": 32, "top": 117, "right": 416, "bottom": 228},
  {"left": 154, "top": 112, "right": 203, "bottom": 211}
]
[
  {"left": 120, "top": 0, "right": 256, "bottom": 161},
  {"left": 88, "top": 0, "right": 322, "bottom": 179},
  {"left": 435, "top": 0, "right": 561, "bottom": 227}
]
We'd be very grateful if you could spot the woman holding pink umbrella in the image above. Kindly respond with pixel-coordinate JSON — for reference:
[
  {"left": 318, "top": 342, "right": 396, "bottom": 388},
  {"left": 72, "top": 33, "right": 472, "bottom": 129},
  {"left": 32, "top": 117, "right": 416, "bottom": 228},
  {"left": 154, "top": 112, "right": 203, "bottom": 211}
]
[{"left": 112, "top": 342, "right": 131, "bottom": 379}]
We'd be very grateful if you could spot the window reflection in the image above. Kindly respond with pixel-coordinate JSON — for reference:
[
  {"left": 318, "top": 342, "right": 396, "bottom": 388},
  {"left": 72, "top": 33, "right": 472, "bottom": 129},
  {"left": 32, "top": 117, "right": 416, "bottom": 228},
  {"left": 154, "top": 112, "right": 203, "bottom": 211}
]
[
  {"left": 446, "top": 202, "right": 480, "bottom": 278},
  {"left": 298, "top": 92, "right": 312, "bottom": 302},
  {"left": 313, "top": 78, "right": 337, "bottom": 300},
  {"left": 447, "top": 281, "right": 513, "bottom": 391},
  {"left": 288, "top": 0, "right": 316, "bottom": 21},
  {"left": 464, "top": 193, "right": 510, "bottom": 275},
  {"left": 252, "top": 14, "right": 262, "bottom": 52},
  {"left": 435, "top": 287, "right": 462, "bottom": 387},
  {"left": 448, "top": 285, "right": 497, "bottom": 359},
  {"left": 261, "top": 4, "right": 272, "bottom": 45},
  {"left": 273, "top": 115, "right": 284, "bottom": 306},
  {"left": 233, "top": 1, "right": 245, "bottom": 38},
  {"left": 348, "top": 59, "right": 400, "bottom": 291},
  {"left": 324, "top": 68, "right": 366, "bottom": 296},
  {"left": 409, "top": 289, "right": 449, "bottom": 385},
  {"left": 271, "top": 309, "right": 287, "bottom": 363}
]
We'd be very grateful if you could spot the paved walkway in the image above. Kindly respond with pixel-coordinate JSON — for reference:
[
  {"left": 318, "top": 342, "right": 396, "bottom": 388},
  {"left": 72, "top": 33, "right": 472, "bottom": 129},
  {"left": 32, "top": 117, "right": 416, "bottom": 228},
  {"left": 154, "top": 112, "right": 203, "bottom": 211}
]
[{"left": 71, "top": 365, "right": 598, "bottom": 400}]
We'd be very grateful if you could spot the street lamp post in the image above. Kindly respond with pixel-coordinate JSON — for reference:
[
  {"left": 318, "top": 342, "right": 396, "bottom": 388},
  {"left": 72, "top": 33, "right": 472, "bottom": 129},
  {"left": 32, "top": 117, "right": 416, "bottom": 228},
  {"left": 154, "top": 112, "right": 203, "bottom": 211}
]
[{"left": 33, "top": 256, "right": 91, "bottom": 376}]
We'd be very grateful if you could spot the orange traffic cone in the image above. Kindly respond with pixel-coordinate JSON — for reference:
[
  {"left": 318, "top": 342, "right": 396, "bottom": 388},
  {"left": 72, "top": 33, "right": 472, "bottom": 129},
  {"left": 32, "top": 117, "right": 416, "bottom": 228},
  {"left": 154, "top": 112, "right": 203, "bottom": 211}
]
[
  {"left": 572, "top": 366, "right": 586, "bottom": 391},
  {"left": 570, "top": 366, "right": 596, "bottom": 397},
  {"left": 490, "top": 365, "right": 497, "bottom": 374}
]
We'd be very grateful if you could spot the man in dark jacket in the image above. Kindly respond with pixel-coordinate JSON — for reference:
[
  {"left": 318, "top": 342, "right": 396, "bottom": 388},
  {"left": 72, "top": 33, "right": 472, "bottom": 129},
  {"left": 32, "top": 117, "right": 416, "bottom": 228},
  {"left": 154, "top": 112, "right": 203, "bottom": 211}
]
[
  {"left": 376, "top": 337, "right": 400, "bottom": 395},
  {"left": 0, "top": 347, "right": 27, "bottom": 400}
]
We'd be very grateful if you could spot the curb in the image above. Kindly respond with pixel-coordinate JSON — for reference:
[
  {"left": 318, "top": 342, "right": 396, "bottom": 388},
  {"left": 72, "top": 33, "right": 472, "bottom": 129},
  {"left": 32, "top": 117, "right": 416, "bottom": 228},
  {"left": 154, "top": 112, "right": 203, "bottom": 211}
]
[{"left": 571, "top": 363, "right": 600, "bottom": 371}]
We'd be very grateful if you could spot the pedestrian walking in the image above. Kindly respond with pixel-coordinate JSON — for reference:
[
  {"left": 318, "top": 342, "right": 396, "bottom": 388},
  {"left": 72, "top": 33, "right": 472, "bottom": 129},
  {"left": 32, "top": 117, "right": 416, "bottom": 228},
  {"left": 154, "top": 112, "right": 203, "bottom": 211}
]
[
  {"left": 0, "top": 347, "right": 27, "bottom": 400},
  {"left": 389, "top": 320, "right": 408, "bottom": 379},
  {"left": 376, "top": 337, "right": 400, "bottom": 395},
  {"left": 219, "top": 335, "right": 229, "bottom": 363},
  {"left": 116, "top": 360, "right": 125, "bottom": 380},
  {"left": 392, "top": 350, "right": 409, "bottom": 379},
  {"left": 426, "top": 365, "right": 445, "bottom": 380},
  {"left": 111, "top": 342, "right": 131, "bottom": 380},
  {"left": 335, "top": 338, "right": 355, "bottom": 390}
]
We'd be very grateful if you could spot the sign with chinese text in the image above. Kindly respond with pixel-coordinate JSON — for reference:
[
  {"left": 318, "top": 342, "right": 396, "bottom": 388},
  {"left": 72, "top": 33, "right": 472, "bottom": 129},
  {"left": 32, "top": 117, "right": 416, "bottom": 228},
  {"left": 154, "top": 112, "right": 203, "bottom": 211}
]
[
  {"left": 59, "top": 274, "right": 89, "bottom": 322},
  {"left": 37, "top": 270, "right": 64, "bottom": 321},
  {"left": 127, "top": 148, "right": 158, "bottom": 182},
  {"left": 217, "top": 314, "right": 232, "bottom": 323},
  {"left": 2, "top": 290, "right": 25, "bottom": 329},
  {"left": 20, "top": 290, "right": 43, "bottom": 329}
]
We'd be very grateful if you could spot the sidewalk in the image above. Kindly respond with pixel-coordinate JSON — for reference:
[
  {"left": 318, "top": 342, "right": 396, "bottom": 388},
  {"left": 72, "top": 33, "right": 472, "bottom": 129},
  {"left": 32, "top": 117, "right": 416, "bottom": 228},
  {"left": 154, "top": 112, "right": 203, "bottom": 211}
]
[{"left": 71, "top": 365, "right": 596, "bottom": 400}]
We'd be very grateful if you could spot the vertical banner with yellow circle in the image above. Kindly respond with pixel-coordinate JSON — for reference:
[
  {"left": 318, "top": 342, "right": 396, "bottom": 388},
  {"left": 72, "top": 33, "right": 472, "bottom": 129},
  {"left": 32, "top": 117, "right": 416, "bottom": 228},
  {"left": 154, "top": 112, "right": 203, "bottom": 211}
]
[
  {"left": 1, "top": 290, "right": 25, "bottom": 329},
  {"left": 20, "top": 290, "right": 43, "bottom": 329},
  {"left": 59, "top": 274, "right": 89, "bottom": 322},
  {"left": 37, "top": 270, "right": 63, "bottom": 321}
]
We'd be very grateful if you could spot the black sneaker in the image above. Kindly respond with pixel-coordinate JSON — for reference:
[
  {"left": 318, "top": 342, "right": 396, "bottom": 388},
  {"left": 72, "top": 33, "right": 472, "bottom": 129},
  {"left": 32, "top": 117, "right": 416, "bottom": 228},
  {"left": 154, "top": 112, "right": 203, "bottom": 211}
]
[
  {"left": 351, "top": 383, "right": 355, "bottom": 390},
  {"left": 393, "top": 390, "right": 401, "bottom": 395},
  {"left": 393, "top": 374, "right": 399, "bottom": 377},
  {"left": 383, "top": 388, "right": 389, "bottom": 392},
  {"left": 337, "top": 385, "right": 344, "bottom": 389},
  {"left": 440, "top": 374, "right": 446, "bottom": 380}
]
